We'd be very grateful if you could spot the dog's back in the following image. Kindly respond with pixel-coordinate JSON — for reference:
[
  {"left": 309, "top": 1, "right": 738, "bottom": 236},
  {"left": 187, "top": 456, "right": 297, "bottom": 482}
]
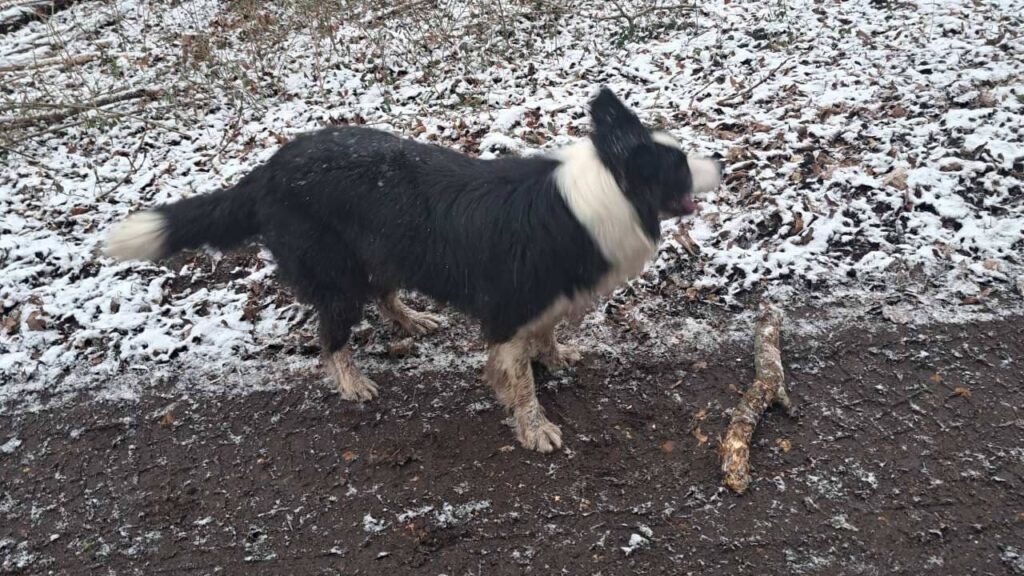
[{"left": 253, "top": 125, "right": 610, "bottom": 342}]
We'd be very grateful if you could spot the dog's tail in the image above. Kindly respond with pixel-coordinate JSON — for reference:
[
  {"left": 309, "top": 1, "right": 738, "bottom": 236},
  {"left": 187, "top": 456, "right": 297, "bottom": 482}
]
[{"left": 103, "top": 171, "right": 264, "bottom": 262}]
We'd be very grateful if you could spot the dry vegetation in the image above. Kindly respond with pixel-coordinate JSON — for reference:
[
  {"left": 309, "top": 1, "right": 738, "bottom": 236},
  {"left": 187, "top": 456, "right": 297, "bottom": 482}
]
[{"left": 0, "top": 0, "right": 701, "bottom": 159}]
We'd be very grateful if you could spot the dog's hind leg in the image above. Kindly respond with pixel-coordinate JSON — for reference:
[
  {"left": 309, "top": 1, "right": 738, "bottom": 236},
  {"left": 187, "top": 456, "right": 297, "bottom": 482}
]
[
  {"left": 316, "top": 296, "right": 378, "bottom": 402},
  {"left": 376, "top": 290, "right": 443, "bottom": 336},
  {"left": 533, "top": 326, "right": 582, "bottom": 372},
  {"left": 485, "top": 336, "right": 563, "bottom": 453}
]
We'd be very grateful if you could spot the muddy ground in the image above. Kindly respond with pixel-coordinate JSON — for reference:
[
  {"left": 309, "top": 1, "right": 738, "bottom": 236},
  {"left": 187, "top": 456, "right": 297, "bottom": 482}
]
[{"left": 2, "top": 308, "right": 1024, "bottom": 575}]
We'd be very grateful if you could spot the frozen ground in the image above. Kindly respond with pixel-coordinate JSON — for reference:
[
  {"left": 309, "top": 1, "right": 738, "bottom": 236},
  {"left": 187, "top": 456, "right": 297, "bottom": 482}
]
[
  {"left": 2, "top": 0, "right": 1024, "bottom": 573},
  {"left": 2, "top": 0, "right": 1023, "bottom": 409}
]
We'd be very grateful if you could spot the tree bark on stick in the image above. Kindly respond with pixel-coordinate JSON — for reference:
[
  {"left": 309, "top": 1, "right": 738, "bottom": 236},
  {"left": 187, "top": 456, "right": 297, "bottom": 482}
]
[{"left": 720, "top": 302, "right": 793, "bottom": 494}]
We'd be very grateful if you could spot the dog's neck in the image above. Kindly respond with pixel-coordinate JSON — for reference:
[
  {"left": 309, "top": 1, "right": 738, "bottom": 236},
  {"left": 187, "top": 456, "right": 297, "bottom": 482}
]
[{"left": 553, "top": 140, "right": 659, "bottom": 278}]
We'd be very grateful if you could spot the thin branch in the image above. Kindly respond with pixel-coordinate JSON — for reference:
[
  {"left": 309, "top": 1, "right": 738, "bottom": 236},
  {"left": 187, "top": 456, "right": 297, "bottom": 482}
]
[
  {"left": 595, "top": 2, "right": 695, "bottom": 22},
  {"left": 0, "top": 87, "right": 175, "bottom": 132},
  {"left": 716, "top": 57, "right": 793, "bottom": 107},
  {"left": 0, "top": 51, "right": 99, "bottom": 73}
]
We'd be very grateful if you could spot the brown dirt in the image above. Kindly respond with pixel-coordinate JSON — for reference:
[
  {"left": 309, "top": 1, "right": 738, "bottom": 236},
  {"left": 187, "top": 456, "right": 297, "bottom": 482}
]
[{"left": 2, "top": 312, "right": 1024, "bottom": 575}]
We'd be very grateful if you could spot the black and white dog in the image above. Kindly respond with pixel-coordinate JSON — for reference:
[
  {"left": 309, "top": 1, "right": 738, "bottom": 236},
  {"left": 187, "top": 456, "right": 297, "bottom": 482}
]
[{"left": 104, "top": 88, "right": 721, "bottom": 452}]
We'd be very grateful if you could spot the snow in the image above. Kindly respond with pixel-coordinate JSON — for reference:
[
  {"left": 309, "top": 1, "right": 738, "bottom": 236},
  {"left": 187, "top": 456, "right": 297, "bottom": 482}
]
[
  {"left": 2, "top": 0, "right": 1023, "bottom": 411},
  {"left": 0, "top": 437, "right": 22, "bottom": 454},
  {"left": 361, "top": 513, "right": 388, "bottom": 534},
  {"left": 621, "top": 532, "right": 650, "bottom": 556}
]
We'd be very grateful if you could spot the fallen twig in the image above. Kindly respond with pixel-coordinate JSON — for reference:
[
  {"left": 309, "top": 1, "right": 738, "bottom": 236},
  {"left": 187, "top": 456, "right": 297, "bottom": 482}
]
[
  {"left": 0, "top": 87, "right": 168, "bottom": 131},
  {"left": 716, "top": 57, "right": 793, "bottom": 107},
  {"left": 0, "top": 51, "right": 99, "bottom": 73},
  {"left": 719, "top": 301, "right": 793, "bottom": 494}
]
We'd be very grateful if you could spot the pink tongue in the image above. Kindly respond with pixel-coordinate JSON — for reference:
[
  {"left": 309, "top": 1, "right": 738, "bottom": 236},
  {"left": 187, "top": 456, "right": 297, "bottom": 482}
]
[{"left": 682, "top": 197, "right": 699, "bottom": 213}]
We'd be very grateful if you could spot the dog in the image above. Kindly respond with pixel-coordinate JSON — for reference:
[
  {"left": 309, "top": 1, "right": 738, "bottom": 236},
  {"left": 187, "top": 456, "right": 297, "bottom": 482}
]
[{"left": 104, "top": 88, "right": 722, "bottom": 452}]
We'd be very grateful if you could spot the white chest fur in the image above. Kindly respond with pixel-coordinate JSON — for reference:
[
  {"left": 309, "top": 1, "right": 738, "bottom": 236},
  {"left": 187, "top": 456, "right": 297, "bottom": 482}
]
[{"left": 553, "top": 141, "right": 658, "bottom": 287}]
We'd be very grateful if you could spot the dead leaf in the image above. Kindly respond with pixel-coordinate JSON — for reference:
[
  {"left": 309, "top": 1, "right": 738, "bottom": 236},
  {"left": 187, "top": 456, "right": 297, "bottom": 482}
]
[
  {"left": 982, "top": 260, "right": 999, "bottom": 272},
  {"left": 776, "top": 438, "right": 792, "bottom": 453},
  {"left": 25, "top": 310, "right": 46, "bottom": 331},
  {"left": 691, "top": 360, "right": 708, "bottom": 372},
  {"left": 790, "top": 212, "right": 805, "bottom": 236},
  {"left": 928, "top": 373, "right": 943, "bottom": 383},
  {"left": 951, "top": 387, "right": 972, "bottom": 399},
  {"left": 691, "top": 427, "right": 709, "bottom": 446},
  {"left": 961, "top": 287, "right": 992, "bottom": 305},
  {"left": 342, "top": 450, "right": 359, "bottom": 462},
  {"left": 1, "top": 308, "right": 20, "bottom": 334},
  {"left": 725, "top": 146, "right": 746, "bottom": 162},
  {"left": 672, "top": 226, "right": 700, "bottom": 256},
  {"left": 660, "top": 440, "right": 676, "bottom": 453},
  {"left": 159, "top": 411, "right": 175, "bottom": 428},
  {"left": 883, "top": 168, "right": 908, "bottom": 191},
  {"left": 889, "top": 104, "right": 907, "bottom": 118}
]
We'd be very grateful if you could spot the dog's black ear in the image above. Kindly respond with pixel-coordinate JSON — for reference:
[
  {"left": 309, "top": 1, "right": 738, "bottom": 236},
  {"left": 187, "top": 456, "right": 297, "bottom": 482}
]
[
  {"left": 625, "top": 142, "right": 659, "bottom": 182},
  {"left": 590, "top": 88, "right": 648, "bottom": 163}
]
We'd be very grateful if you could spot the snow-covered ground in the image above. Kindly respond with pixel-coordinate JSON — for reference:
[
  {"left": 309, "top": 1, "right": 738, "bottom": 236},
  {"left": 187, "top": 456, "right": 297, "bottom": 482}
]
[{"left": 1, "top": 0, "right": 1022, "bottom": 411}]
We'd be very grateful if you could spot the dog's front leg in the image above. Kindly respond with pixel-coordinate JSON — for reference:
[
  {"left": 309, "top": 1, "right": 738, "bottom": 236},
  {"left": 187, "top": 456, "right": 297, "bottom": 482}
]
[{"left": 485, "top": 337, "right": 563, "bottom": 453}]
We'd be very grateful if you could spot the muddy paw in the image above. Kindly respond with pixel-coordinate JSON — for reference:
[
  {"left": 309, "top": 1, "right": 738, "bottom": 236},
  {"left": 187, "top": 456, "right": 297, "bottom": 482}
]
[
  {"left": 539, "top": 343, "right": 583, "bottom": 372},
  {"left": 515, "top": 409, "right": 563, "bottom": 453},
  {"left": 337, "top": 373, "right": 379, "bottom": 402},
  {"left": 401, "top": 311, "right": 443, "bottom": 336}
]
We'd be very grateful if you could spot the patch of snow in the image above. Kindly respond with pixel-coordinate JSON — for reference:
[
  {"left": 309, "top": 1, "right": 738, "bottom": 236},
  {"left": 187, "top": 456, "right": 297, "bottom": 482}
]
[
  {"left": 621, "top": 533, "right": 649, "bottom": 556},
  {"left": 829, "top": 514, "right": 859, "bottom": 532},
  {"left": 0, "top": 437, "right": 21, "bottom": 454},
  {"left": 433, "top": 500, "right": 490, "bottom": 528},
  {"left": 362, "top": 513, "right": 388, "bottom": 534}
]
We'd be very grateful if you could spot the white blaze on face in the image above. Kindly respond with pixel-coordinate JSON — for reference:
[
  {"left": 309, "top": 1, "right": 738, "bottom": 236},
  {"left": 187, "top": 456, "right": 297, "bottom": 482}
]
[{"left": 652, "top": 131, "right": 722, "bottom": 195}]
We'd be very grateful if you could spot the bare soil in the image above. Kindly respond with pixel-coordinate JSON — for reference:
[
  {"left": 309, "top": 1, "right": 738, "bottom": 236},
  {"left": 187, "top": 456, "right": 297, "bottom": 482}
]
[{"left": 3, "top": 310, "right": 1024, "bottom": 575}]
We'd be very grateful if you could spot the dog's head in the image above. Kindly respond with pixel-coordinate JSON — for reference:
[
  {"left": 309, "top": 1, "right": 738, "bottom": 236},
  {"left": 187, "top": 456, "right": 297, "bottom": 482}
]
[{"left": 588, "top": 88, "right": 721, "bottom": 219}]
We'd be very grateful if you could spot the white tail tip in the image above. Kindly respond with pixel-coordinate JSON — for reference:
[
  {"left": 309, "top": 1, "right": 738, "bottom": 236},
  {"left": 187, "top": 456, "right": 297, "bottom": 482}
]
[{"left": 103, "top": 211, "right": 168, "bottom": 261}]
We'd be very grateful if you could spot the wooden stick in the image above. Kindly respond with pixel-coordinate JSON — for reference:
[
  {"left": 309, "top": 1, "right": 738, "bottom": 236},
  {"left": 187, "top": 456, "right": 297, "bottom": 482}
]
[
  {"left": 0, "top": 87, "right": 164, "bottom": 130},
  {"left": 0, "top": 51, "right": 99, "bottom": 73},
  {"left": 719, "top": 302, "right": 792, "bottom": 494}
]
